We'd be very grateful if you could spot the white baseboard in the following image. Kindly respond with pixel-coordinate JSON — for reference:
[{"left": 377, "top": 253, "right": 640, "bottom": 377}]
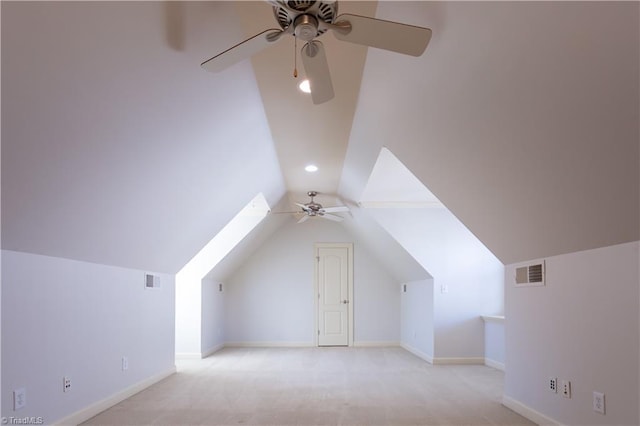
[
  {"left": 353, "top": 341, "right": 399, "bottom": 347},
  {"left": 53, "top": 366, "right": 176, "bottom": 426},
  {"left": 485, "top": 358, "right": 505, "bottom": 371},
  {"left": 175, "top": 352, "right": 202, "bottom": 359},
  {"left": 432, "top": 357, "right": 485, "bottom": 365},
  {"left": 201, "top": 343, "right": 225, "bottom": 358},
  {"left": 400, "top": 342, "right": 434, "bottom": 364},
  {"left": 224, "top": 341, "right": 314, "bottom": 348},
  {"left": 502, "top": 395, "right": 563, "bottom": 426}
]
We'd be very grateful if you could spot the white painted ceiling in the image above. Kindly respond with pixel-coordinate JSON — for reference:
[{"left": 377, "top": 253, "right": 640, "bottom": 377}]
[
  {"left": 2, "top": 1, "right": 638, "bottom": 272},
  {"left": 233, "top": 1, "right": 378, "bottom": 199}
]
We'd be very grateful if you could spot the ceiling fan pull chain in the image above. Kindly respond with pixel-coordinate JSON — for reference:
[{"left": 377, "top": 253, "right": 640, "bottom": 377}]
[{"left": 293, "top": 36, "right": 298, "bottom": 78}]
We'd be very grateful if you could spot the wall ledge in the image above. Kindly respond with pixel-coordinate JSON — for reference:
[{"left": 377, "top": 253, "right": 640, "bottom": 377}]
[{"left": 482, "top": 315, "right": 505, "bottom": 323}]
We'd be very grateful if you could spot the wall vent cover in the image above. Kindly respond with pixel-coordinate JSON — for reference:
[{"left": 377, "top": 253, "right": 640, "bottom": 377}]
[
  {"left": 515, "top": 261, "right": 545, "bottom": 287},
  {"left": 145, "top": 274, "right": 161, "bottom": 290}
]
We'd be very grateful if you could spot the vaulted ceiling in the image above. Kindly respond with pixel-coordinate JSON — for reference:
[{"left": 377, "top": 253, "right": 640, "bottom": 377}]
[{"left": 2, "top": 1, "right": 638, "bottom": 273}]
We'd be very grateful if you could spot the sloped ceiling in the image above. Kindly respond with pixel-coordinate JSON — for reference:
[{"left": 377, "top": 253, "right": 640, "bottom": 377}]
[
  {"left": 340, "top": 1, "right": 639, "bottom": 264},
  {"left": 1, "top": 2, "right": 286, "bottom": 273},
  {"left": 2, "top": 1, "right": 638, "bottom": 274}
]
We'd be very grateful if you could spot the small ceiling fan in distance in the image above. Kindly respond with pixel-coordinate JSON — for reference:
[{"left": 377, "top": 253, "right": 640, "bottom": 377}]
[
  {"left": 271, "top": 191, "right": 349, "bottom": 223},
  {"left": 201, "top": 0, "right": 432, "bottom": 104}
]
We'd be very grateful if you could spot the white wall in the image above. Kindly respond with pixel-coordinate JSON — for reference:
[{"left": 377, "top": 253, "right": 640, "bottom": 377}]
[
  {"left": 366, "top": 207, "right": 504, "bottom": 359},
  {"left": 201, "top": 278, "right": 225, "bottom": 356},
  {"left": 400, "top": 279, "right": 435, "bottom": 361},
  {"left": 483, "top": 318, "right": 505, "bottom": 370},
  {"left": 352, "top": 243, "right": 400, "bottom": 344},
  {"left": 1, "top": 250, "right": 175, "bottom": 423},
  {"left": 224, "top": 219, "right": 400, "bottom": 346},
  {"left": 504, "top": 241, "right": 639, "bottom": 425},
  {"left": 175, "top": 194, "right": 270, "bottom": 357}
]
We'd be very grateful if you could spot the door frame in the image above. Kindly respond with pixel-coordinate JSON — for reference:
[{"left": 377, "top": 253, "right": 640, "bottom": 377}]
[{"left": 314, "top": 242, "right": 354, "bottom": 347}]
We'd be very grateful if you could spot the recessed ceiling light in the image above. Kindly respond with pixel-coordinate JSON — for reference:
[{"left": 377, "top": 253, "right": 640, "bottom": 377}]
[
  {"left": 299, "top": 79, "right": 311, "bottom": 94},
  {"left": 305, "top": 164, "right": 318, "bottom": 172}
]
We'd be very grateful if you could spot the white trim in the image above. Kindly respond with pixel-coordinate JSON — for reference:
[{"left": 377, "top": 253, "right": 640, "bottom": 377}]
[
  {"left": 314, "top": 243, "right": 354, "bottom": 347},
  {"left": 224, "top": 341, "right": 314, "bottom": 348},
  {"left": 502, "top": 395, "right": 563, "bottom": 426},
  {"left": 52, "top": 366, "right": 176, "bottom": 426},
  {"left": 485, "top": 358, "right": 505, "bottom": 371},
  {"left": 175, "top": 352, "right": 202, "bottom": 359},
  {"left": 432, "top": 357, "right": 485, "bottom": 365},
  {"left": 481, "top": 315, "right": 505, "bottom": 323},
  {"left": 353, "top": 341, "right": 400, "bottom": 347},
  {"left": 201, "top": 343, "right": 225, "bottom": 358},
  {"left": 400, "top": 343, "right": 434, "bottom": 364}
]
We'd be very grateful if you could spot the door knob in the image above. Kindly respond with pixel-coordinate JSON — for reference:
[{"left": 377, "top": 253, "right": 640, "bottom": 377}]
[{"left": 342, "top": 300, "right": 349, "bottom": 304}]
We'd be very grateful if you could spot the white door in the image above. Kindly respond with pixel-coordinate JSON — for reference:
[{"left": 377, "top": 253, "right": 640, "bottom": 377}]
[{"left": 316, "top": 244, "right": 353, "bottom": 346}]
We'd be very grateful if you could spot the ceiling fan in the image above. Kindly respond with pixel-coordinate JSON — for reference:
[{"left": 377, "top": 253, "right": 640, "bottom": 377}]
[
  {"left": 201, "top": 0, "right": 432, "bottom": 104},
  {"left": 271, "top": 191, "right": 349, "bottom": 223}
]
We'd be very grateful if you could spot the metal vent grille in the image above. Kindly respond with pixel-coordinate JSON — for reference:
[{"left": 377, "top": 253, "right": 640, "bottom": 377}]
[
  {"left": 515, "top": 261, "right": 545, "bottom": 286},
  {"left": 528, "top": 264, "right": 543, "bottom": 283},
  {"left": 145, "top": 274, "right": 161, "bottom": 289}
]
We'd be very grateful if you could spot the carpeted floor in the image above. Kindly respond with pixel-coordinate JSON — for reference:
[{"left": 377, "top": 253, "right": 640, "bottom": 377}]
[{"left": 82, "top": 347, "right": 534, "bottom": 425}]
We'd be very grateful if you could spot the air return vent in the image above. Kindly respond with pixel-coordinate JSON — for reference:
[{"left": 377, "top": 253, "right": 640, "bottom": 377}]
[
  {"left": 145, "top": 273, "right": 161, "bottom": 290},
  {"left": 515, "top": 261, "right": 545, "bottom": 287}
]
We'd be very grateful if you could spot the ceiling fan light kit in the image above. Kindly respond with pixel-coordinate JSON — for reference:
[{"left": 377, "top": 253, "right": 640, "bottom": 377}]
[
  {"left": 201, "top": 0, "right": 432, "bottom": 105},
  {"left": 271, "top": 190, "right": 350, "bottom": 222}
]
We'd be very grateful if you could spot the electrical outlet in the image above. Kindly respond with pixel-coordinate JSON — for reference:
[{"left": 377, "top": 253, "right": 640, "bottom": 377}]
[
  {"left": 63, "top": 376, "right": 71, "bottom": 392},
  {"left": 562, "top": 380, "right": 571, "bottom": 398},
  {"left": 593, "top": 391, "right": 605, "bottom": 414},
  {"left": 122, "top": 356, "right": 129, "bottom": 371},
  {"left": 13, "top": 388, "right": 26, "bottom": 410},
  {"left": 548, "top": 377, "right": 557, "bottom": 393}
]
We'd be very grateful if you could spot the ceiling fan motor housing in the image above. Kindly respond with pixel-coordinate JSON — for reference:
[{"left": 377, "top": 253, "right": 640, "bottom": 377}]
[
  {"left": 273, "top": 0, "right": 338, "bottom": 39},
  {"left": 304, "top": 191, "right": 323, "bottom": 213},
  {"left": 306, "top": 202, "right": 322, "bottom": 212}
]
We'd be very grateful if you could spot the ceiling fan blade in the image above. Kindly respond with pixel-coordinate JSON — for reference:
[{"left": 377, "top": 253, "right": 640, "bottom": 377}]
[
  {"left": 297, "top": 215, "right": 310, "bottom": 223},
  {"left": 332, "top": 13, "right": 432, "bottom": 57},
  {"left": 201, "top": 29, "right": 284, "bottom": 73},
  {"left": 320, "top": 213, "right": 344, "bottom": 222},
  {"left": 294, "top": 202, "right": 309, "bottom": 210},
  {"left": 301, "top": 41, "right": 334, "bottom": 104},
  {"left": 269, "top": 210, "right": 299, "bottom": 214},
  {"left": 321, "top": 206, "right": 349, "bottom": 213}
]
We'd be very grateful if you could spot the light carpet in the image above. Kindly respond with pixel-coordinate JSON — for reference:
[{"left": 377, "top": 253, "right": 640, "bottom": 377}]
[{"left": 82, "top": 347, "right": 534, "bottom": 426}]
